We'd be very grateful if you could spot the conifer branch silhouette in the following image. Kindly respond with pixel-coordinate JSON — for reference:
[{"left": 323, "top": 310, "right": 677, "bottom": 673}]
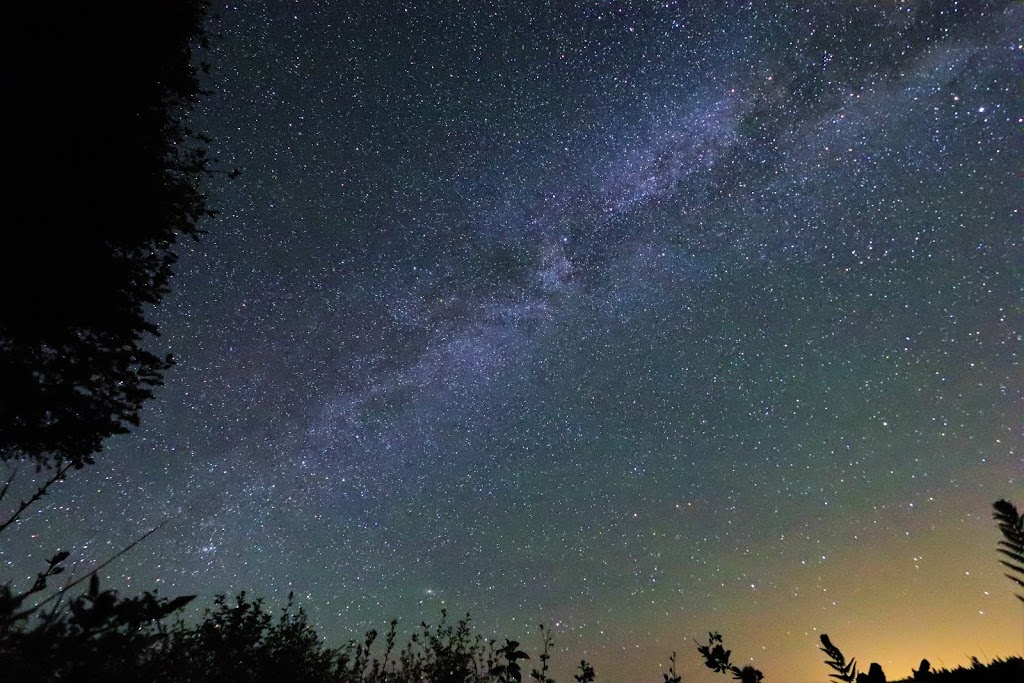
[{"left": 992, "top": 499, "right": 1024, "bottom": 602}]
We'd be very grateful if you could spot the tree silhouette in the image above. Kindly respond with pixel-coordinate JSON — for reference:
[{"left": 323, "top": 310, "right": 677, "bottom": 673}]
[
  {"left": 0, "top": 3, "right": 219, "bottom": 672},
  {"left": 1, "top": 1, "right": 220, "bottom": 470},
  {"left": 992, "top": 499, "right": 1024, "bottom": 603}
]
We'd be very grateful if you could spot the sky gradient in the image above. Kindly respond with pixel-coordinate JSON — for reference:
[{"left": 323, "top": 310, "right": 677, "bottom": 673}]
[{"left": 4, "top": 2, "right": 1022, "bottom": 681}]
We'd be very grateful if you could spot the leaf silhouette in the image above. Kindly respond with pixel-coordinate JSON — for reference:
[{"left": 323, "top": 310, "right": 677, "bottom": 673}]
[{"left": 993, "top": 499, "right": 1024, "bottom": 601}]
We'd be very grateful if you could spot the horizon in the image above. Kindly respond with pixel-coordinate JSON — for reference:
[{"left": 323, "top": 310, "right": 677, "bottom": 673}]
[{"left": 3, "top": 1, "right": 1021, "bottom": 681}]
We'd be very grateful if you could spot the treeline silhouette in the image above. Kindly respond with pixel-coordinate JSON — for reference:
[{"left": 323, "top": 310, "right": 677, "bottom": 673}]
[
  {"left": 1, "top": 497, "right": 1021, "bottom": 681},
  {"left": 1, "top": 2, "right": 1021, "bottom": 681},
  {"left": 890, "top": 657, "right": 1024, "bottom": 683},
  {"left": 0, "top": 558, "right": 1020, "bottom": 682}
]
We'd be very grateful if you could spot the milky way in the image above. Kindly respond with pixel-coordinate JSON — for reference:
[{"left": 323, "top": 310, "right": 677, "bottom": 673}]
[{"left": 5, "top": 2, "right": 1021, "bottom": 681}]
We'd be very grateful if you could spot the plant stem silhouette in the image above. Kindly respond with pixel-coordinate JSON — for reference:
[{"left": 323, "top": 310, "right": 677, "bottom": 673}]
[
  {"left": 662, "top": 651, "right": 682, "bottom": 683},
  {"left": 531, "top": 624, "right": 556, "bottom": 683},
  {"left": 10, "top": 520, "right": 169, "bottom": 622}
]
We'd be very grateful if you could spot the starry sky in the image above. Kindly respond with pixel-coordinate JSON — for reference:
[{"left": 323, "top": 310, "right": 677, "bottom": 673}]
[{"left": 5, "top": 1, "right": 1022, "bottom": 681}]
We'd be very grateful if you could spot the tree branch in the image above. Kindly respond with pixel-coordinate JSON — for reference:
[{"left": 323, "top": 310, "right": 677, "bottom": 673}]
[
  {"left": 14, "top": 519, "right": 170, "bottom": 620},
  {"left": 0, "top": 466, "right": 19, "bottom": 506},
  {"left": 0, "top": 462, "right": 73, "bottom": 536}
]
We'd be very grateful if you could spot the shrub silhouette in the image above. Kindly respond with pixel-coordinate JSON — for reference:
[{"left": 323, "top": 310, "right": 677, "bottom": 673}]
[
  {"left": 574, "top": 659, "right": 597, "bottom": 683},
  {"left": 2, "top": 498, "right": 1022, "bottom": 680},
  {"left": 858, "top": 662, "right": 886, "bottom": 683},
  {"left": 889, "top": 657, "right": 1023, "bottom": 683},
  {"left": 697, "top": 631, "right": 765, "bottom": 682},
  {"left": 1, "top": 576, "right": 1021, "bottom": 682},
  {"left": 150, "top": 592, "right": 336, "bottom": 683},
  {"left": 0, "top": 567, "right": 194, "bottom": 682}
]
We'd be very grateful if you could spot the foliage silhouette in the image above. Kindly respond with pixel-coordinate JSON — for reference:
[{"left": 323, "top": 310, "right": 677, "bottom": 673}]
[
  {"left": 992, "top": 499, "right": 1024, "bottom": 602},
  {"left": 0, "top": 561, "right": 195, "bottom": 682},
  {"left": 0, "top": 463, "right": 72, "bottom": 535},
  {"left": 0, "top": 2, "right": 1017, "bottom": 680},
  {"left": 820, "top": 634, "right": 858, "bottom": 682},
  {"left": 574, "top": 659, "right": 597, "bottom": 683},
  {"left": 531, "top": 624, "right": 556, "bottom": 683},
  {"left": 889, "top": 657, "right": 1023, "bottom": 683},
  {"left": 857, "top": 662, "right": 886, "bottom": 683},
  {"left": 697, "top": 631, "right": 765, "bottom": 682},
  {"left": 492, "top": 637, "right": 531, "bottom": 683},
  {"left": 410, "top": 610, "right": 492, "bottom": 683},
  {"left": 151, "top": 592, "right": 336, "bottom": 683},
  {"left": 2, "top": 0, "right": 223, "bottom": 470},
  {"left": 661, "top": 651, "right": 682, "bottom": 683},
  {"left": 1, "top": 581, "right": 1021, "bottom": 682}
]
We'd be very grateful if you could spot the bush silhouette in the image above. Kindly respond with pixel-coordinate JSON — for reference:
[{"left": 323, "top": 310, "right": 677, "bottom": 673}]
[
  {"left": 858, "top": 662, "right": 886, "bottom": 683},
  {"left": 697, "top": 631, "right": 764, "bottom": 682},
  {"left": 1, "top": 570, "right": 1021, "bottom": 682},
  {"left": 0, "top": 568, "right": 193, "bottom": 682},
  {"left": 889, "top": 657, "right": 1023, "bottom": 683}
]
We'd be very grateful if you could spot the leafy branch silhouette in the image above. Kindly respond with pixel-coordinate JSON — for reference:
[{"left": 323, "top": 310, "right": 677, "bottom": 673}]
[
  {"left": 992, "top": 499, "right": 1024, "bottom": 603},
  {"left": 491, "top": 638, "right": 530, "bottom": 682},
  {"left": 819, "top": 634, "right": 858, "bottom": 682},
  {"left": 697, "top": 631, "right": 764, "bottom": 683}
]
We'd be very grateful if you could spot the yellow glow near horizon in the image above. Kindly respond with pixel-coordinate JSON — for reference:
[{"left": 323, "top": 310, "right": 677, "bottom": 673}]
[{"left": 550, "top": 499, "right": 1022, "bottom": 683}]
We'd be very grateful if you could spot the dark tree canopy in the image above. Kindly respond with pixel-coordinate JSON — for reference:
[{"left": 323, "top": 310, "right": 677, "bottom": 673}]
[{"left": 1, "top": 2, "right": 216, "bottom": 468}]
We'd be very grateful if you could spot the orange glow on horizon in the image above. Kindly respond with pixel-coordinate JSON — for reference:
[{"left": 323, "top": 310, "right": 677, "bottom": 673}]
[{"left": 539, "top": 497, "right": 1023, "bottom": 683}]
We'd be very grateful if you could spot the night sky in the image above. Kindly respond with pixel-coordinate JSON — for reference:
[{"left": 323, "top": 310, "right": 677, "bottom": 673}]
[{"left": 6, "top": 2, "right": 1022, "bottom": 681}]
